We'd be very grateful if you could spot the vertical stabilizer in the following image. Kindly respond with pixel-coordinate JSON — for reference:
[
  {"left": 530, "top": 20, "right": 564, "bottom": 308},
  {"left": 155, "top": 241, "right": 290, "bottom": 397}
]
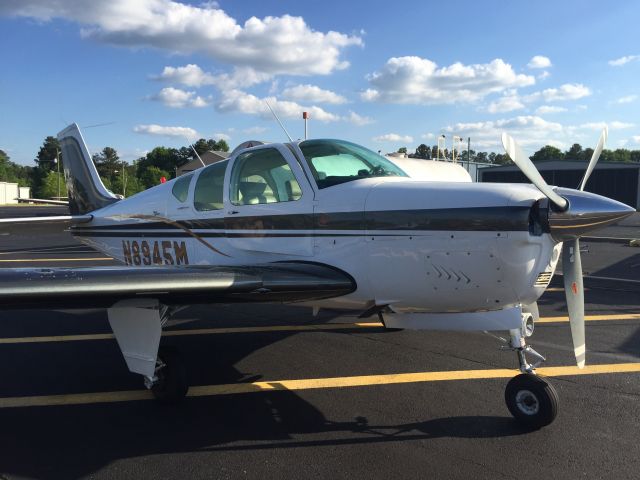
[{"left": 57, "top": 123, "right": 119, "bottom": 215}]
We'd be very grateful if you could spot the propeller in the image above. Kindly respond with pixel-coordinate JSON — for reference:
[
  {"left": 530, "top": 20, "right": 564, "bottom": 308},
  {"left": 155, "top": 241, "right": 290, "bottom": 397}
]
[
  {"left": 579, "top": 127, "right": 608, "bottom": 191},
  {"left": 501, "top": 128, "right": 608, "bottom": 369}
]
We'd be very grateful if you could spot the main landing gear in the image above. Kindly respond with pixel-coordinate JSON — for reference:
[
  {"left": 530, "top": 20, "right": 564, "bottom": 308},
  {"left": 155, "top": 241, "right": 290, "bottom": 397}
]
[
  {"left": 107, "top": 299, "right": 190, "bottom": 404},
  {"left": 145, "top": 346, "right": 189, "bottom": 403},
  {"left": 503, "top": 323, "right": 559, "bottom": 429}
]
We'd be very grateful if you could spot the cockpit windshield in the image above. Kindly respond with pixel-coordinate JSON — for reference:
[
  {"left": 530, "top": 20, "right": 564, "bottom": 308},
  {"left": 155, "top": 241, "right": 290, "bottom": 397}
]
[{"left": 298, "top": 139, "right": 407, "bottom": 189}]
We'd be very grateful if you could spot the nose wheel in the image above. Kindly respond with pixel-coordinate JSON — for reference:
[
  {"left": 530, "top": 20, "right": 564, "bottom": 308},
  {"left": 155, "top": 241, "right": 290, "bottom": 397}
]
[
  {"left": 146, "top": 346, "right": 189, "bottom": 403},
  {"left": 505, "top": 373, "right": 559, "bottom": 429}
]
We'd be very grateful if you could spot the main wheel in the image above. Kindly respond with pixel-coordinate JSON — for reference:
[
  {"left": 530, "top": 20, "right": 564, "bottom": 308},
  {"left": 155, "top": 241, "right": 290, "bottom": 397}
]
[
  {"left": 151, "top": 346, "right": 189, "bottom": 404},
  {"left": 505, "top": 373, "right": 558, "bottom": 429}
]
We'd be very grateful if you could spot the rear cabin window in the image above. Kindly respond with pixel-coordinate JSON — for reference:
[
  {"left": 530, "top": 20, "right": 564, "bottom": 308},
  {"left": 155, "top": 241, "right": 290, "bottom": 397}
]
[
  {"left": 171, "top": 173, "right": 193, "bottom": 202},
  {"left": 230, "top": 148, "right": 302, "bottom": 206},
  {"left": 193, "top": 161, "right": 227, "bottom": 211}
]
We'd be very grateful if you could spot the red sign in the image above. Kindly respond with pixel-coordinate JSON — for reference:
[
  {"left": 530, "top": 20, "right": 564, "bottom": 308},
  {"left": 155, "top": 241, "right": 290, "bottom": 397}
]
[
  {"left": 160, "top": 176, "right": 167, "bottom": 184},
  {"left": 303, "top": 111, "right": 309, "bottom": 119}
]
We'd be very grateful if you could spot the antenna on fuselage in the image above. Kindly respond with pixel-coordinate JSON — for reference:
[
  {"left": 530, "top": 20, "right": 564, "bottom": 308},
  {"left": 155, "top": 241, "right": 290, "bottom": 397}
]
[
  {"left": 265, "top": 100, "right": 293, "bottom": 142},
  {"left": 190, "top": 145, "right": 206, "bottom": 167}
]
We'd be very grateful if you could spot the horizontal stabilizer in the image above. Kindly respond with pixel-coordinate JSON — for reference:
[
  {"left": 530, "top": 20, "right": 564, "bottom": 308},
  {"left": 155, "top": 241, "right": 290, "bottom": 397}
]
[{"left": 16, "top": 198, "right": 69, "bottom": 206}]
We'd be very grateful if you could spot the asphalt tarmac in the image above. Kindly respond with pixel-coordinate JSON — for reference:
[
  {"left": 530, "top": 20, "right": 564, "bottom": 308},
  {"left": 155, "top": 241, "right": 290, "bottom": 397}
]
[{"left": 0, "top": 206, "right": 638, "bottom": 480}]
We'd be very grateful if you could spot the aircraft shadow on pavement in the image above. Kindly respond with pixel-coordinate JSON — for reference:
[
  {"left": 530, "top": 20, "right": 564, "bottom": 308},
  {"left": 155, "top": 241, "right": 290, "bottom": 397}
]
[
  {"left": 0, "top": 394, "right": 527, "bottom": 479},
  {"left": 0, "top": 305, "right": 530, "bottom": 479}
]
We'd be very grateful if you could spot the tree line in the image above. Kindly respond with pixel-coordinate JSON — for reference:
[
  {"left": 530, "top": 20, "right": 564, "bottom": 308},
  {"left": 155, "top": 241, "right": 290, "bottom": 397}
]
[
  {"left": 404, "top": 142, "right": 640, "bottom": 165},
  {"left": 0, "top": 136, "right": 229, "bottom": 198}
]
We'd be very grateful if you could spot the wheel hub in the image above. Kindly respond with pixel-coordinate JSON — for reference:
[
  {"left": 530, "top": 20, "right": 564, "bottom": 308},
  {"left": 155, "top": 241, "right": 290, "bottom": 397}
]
[{"left": 515, "top": 389, "right": 539, "bottom": 415}]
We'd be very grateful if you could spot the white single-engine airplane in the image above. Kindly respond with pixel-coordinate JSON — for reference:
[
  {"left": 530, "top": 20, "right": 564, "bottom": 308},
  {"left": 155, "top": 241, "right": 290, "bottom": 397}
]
[{"left": 0, "top": 124, "right": 633, "bottom": 429}]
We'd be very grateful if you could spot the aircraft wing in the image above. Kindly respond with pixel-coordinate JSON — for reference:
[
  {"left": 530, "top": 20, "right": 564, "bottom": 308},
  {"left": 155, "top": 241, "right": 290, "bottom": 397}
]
[{"left": 0, "top": 262, "right": 356, "bottom": 309}]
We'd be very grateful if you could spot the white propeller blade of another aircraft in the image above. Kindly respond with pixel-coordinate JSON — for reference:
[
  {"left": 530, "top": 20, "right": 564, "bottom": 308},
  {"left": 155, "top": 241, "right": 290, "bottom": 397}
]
[{"left": 501, "top": 127, "right": 608, "bottom": 369}]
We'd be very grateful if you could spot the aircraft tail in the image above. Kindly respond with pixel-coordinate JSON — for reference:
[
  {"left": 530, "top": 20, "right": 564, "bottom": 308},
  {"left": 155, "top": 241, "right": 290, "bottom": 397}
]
[{"left": 57, "top": 123, "right": 120, "bottom": 215}]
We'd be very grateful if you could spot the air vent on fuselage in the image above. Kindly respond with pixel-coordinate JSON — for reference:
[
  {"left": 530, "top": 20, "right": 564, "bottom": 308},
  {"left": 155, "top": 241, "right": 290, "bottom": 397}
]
[{"left": 534, "top": 271, "right": 553, "bottom": 288}]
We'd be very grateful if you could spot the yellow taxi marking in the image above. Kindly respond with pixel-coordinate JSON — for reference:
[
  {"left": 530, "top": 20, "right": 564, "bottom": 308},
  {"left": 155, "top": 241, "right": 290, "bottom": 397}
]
[
  {"left": 0, "top": 322, "right": 384, "bottom": 344},
  {"left": 537, "top": 313, "right": 640, "bottom": 323},
  {"left": 1, "top": 314, "right": 639, "bottom": 345},
  {"left": 0, "top": 257, "right": 113, "bottom": 263},
  {"left": 1, "top": 362, "right": 639, "bottom": 408}
]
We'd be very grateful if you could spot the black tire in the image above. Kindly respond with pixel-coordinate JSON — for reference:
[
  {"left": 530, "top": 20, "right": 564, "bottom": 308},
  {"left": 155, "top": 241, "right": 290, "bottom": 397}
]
[
  {"left": 505, "top": 373, "right": 558, "bottom": 429},
  {"left": 151, "top": 346, "right": 189, "bottom": 404}
]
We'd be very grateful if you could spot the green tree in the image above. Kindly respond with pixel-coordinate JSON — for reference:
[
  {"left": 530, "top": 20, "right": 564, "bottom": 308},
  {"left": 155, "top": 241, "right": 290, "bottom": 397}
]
[
  {"left": 398, "top": 147, "right": 407, "bottom": 154},
  {"left": 92, "top": 147, "right": 121, "bottom": 184},
  {"left": 137, "top": 147, "right": 183, "bottom": 177},
  {"left": 37, "top": 170, "right": 68, "bottom": 199},
  {"left": 530, "top": 145, "right": 564, "bottom": 162},
  {"left": 35, "top": 136, "right": 60, "bottom": 171},
  {"left": 415, "top": 144, "right": 430, "bottom": 159},
  {"left": 139, "top": 166, "right": 171, "bottom": 189},
  {"left": 475, "top": 151, "right": 488, "bottom": 163},
  {"left": 564, "top": 143, "right": 584, "bottom": 161}
]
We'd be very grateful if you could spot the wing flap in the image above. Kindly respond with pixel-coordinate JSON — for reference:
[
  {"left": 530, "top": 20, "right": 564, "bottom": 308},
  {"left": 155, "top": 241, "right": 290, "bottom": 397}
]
[{"left": 0, "top": 262, "right": 356, "bottom": 309}]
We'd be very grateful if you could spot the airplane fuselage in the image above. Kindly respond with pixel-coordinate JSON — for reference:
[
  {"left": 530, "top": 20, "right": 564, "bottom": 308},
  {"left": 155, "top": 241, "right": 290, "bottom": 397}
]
[{"left": 69, "top": 140, "right": 560, "bottom": 314}]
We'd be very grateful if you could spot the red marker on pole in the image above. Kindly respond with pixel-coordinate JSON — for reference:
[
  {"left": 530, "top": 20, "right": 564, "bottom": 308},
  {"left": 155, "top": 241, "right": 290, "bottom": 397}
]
[
  {"left": 303, "top": 111, "right": 309, "bottom": 139},
  {"left": 160, "top": 176, "right": 167, "bottom": 184}
]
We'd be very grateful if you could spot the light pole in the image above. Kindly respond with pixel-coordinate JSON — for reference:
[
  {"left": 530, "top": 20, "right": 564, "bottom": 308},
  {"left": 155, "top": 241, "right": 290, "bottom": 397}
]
[{"left": 56, "top": 148, "right": 61, "bottom": 199}]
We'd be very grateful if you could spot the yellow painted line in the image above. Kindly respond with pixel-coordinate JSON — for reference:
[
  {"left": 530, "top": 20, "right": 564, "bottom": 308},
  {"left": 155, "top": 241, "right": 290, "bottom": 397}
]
[
  {"left": 0, "top": 257, "right": 112, "bottom": 263},
  {"left": 1, "top": 362, "right": 639, "bottom": 408},
  {"left": 537, "top": 313, "right": 640, "bottom": 323},
  {"left": 2, "top": 313, "right": 639, "bottom": 345},
  {"left": 0, "top": 322, "right": 384, "bottom": 344}
]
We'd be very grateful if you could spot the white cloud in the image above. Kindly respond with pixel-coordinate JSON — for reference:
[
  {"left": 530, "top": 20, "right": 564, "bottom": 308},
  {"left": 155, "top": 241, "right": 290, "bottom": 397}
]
[
  {"left": 444, "top": 116, "right": 565, "bottom": 150},
  {"left": 1, "top": 1, "right": 362, "bottom": 76},
  {"left": 579, "top": 121, "right": 634, "bottom": 130},
  {"left": 608, "top": 55, "right": 639, "bottom": 66},
  {"left": 536, "top": 105, "right": 567, "bottom": 114},
  {"left": 133, "top": 124, "right": 199, "bottom": 140},
  {"left": 527, "top": 55, "right": 552, "bottom": 69},
  {"left": 373, "top": 133, "right": 414, "bottom": 143},
  {"left": 524, "top": 83, "right": 591, "bottom": 103},
  {"left": 215, "top": 89, "right": 341, "bottom": 122},
  {"left": 243, "top": 126, "right": 268, "bottom": 135},
  {"left": 421, "top": 133, "right": 435, "bottom": 140},
  {"left": 212, "top": 132, "right": 231, "bottom": 142},
  {"left": 154, "top": 64, "right": 215, "bottom": 87},
  {"left": 537, "top": 71, "right": 550, "bottom": 80},
  {"left": 362, "top": 56, "right": 535, "bottom": 104},
  {"left": 281, "top": 84, "right": 347, "bottom": 105},
  {"left": 631, "top": 135, "right": 640, "bottom": 144},
  {"left": 346, "top": 111, "right": 373, "bottom": 126},
  {"left": 487, "top": 93, "right": 525, "bottom": 113},
  {"left": 614, "top": 94, "right": 638, "bottom": 104},
  {"left": 149, "top": 87, "right": 210, "bottom": 108}
]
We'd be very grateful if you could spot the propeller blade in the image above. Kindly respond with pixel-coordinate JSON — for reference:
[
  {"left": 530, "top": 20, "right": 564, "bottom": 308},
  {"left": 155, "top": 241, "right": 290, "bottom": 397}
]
[
  {"left": 562, "top": 239, "right": 586, "bottom": 368},
  {"left": 579, "top": 126, "right": 608, "bottom": 191},
  {"left": 501, "top": 133, "right": 568, "bottom": 210}
]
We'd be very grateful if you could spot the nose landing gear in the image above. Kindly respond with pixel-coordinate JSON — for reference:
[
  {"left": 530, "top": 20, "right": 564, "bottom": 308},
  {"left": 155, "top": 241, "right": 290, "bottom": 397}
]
[{"left": 503, "top": 326, "right": 559, "bottom": 429}]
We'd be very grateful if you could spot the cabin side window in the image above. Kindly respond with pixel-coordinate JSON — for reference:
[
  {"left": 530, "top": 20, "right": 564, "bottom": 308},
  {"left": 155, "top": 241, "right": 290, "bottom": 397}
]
[
  {"left": 230, "top": 148, "right": 302, "bottom": 206},
  {"left": 171, "top": 173, "right": 193, "bottom": 203},
  {"left": 193, "top": 161, "right": 227, "bottom": 211}
]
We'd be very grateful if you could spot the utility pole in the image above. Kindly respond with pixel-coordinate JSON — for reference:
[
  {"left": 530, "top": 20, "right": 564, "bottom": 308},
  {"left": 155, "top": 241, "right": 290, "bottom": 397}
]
[
  {"left": 56, "top": 148, "right": 61, "bottom": 199},
  {"left": 122, "top": 157, "right": 127, "bottom": 197}
]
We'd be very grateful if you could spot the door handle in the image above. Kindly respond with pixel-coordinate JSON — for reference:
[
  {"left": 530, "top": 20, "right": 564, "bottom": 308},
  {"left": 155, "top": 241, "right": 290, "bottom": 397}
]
[
  {"left": 228, "top": 210, "right": 239, "bottom": 215},
  {"left": 177, "top": 206, "right": 190, "bottom": 210}
]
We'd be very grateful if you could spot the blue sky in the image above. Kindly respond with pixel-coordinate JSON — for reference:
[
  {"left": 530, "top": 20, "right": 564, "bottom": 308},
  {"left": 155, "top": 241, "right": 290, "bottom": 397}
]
[{"left": 1, "top": 0, "right": 640, "bottom": 165}]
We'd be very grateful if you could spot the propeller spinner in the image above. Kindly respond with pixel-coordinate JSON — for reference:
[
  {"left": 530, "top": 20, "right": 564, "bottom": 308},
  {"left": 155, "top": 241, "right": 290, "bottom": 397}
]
[{"left": 501, "top": 128, "right": 633, "bottom": 368}]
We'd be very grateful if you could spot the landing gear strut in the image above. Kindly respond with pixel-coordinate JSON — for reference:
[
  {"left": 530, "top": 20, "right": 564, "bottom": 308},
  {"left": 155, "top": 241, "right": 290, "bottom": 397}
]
[
  {"left": 504, "top": 327, "right": 559, "bottom": 429},
  {"left": 145, "top": 346, "right": 189, "bottom": 403}
]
